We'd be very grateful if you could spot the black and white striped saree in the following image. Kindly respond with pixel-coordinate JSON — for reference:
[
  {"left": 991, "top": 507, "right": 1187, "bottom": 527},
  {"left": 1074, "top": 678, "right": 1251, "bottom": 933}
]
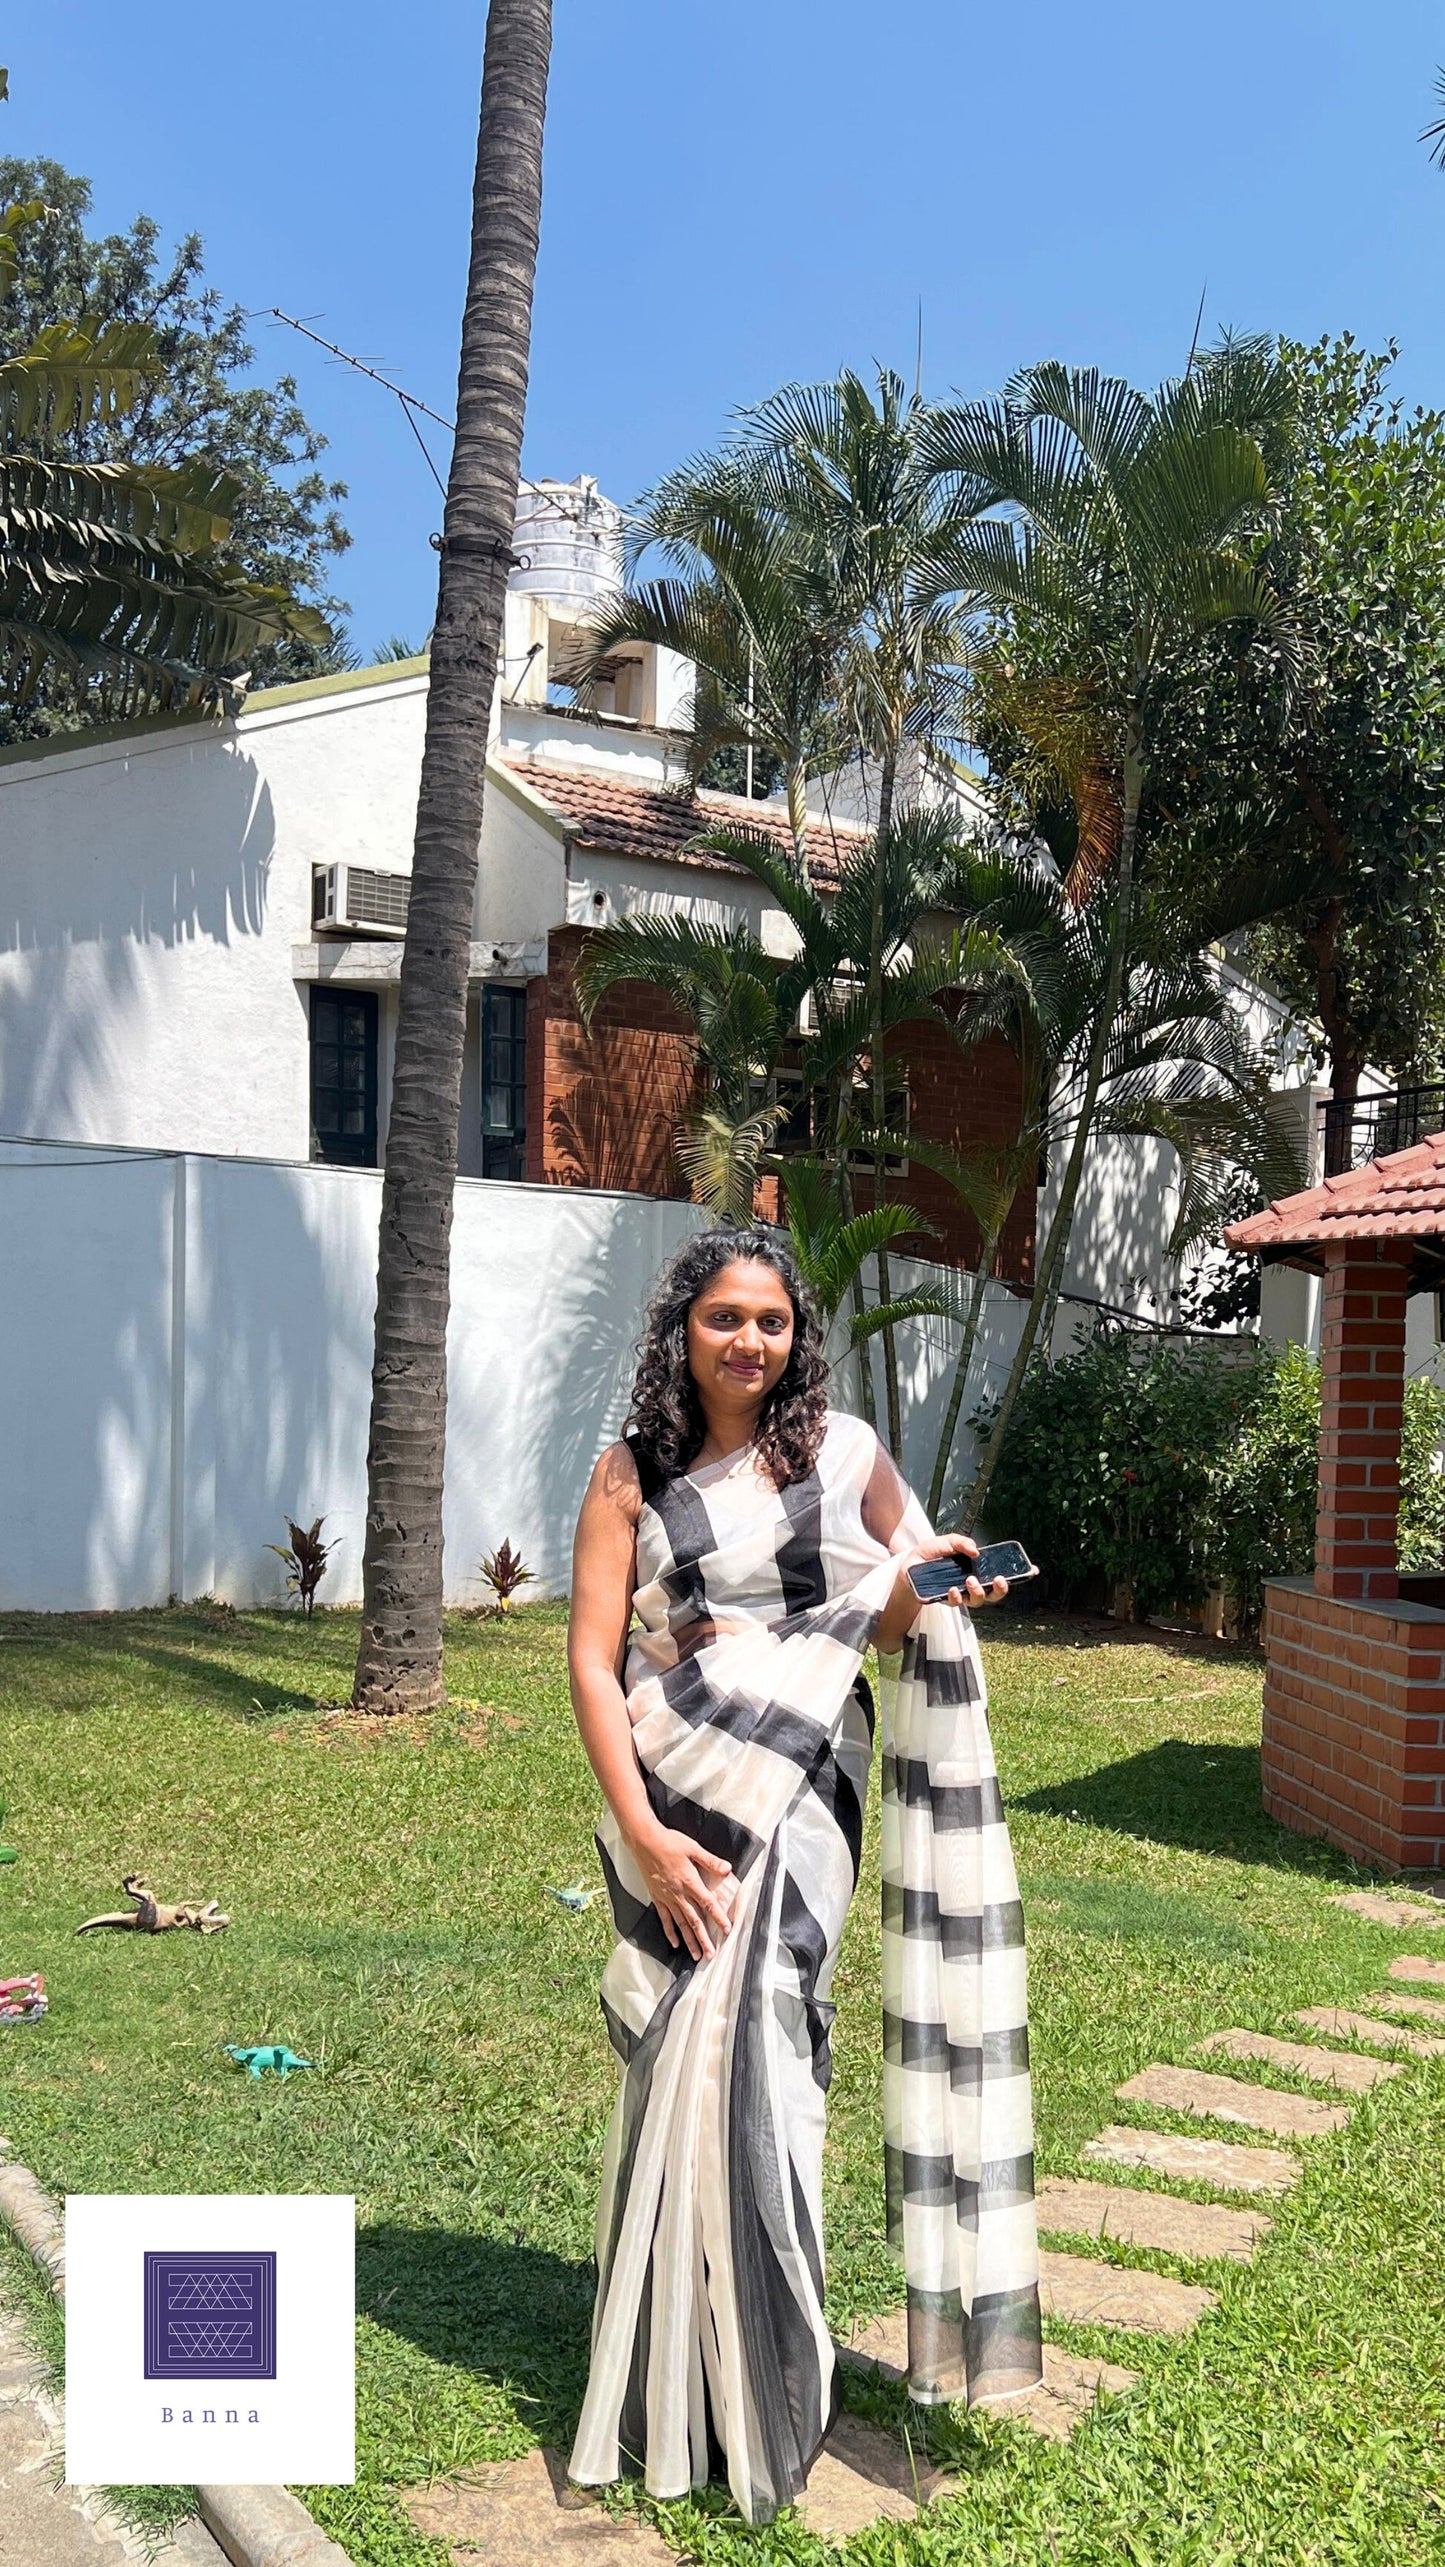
[{"left": 570, "top": 1410, "right": 1041, "bottom": 2524}]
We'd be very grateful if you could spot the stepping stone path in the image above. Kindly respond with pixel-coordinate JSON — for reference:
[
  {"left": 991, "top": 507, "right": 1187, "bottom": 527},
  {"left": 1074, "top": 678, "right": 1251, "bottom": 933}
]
[
  {"left": 796, "top": 2411, "right": 946, "bottom": 2540},
  {"left": 1038, "top": 2174, "right": 1271, "bottom": 2260},
  {"left": 1390, "top": 1952, "right": 1445, "bottom": 1986},
  {"left": 1084, "top": 2124, "right": 1299, "bottom": 2195},
  {"left": 1329, "top": 1892, "right": 1444, "bottom": 1929},
  {"left": 840, "top": 2309, "right": 1137, "bottom": 2442},
  {"left": 1116, "top": 2061, "right": 1350, "bottom": 2137},
  {"left": 1365, "top": 1986, "right": 1445, "bottom": 2025},
  {"left": 1038, "top": 2249, "right": 1214, "bottom": 2334},
  {"left": 1293, "top": 2005, "right": 1445, "bottom": 2059},
  {"left": 1196, "top": 2028, "right": 1401, "bottom": 2093},
  {"left": 366, "top": 1964, "right": 1445, "bottom": 2555},
  {"left": 400, "top": 2449, "right": 676, "bottom": 2562}
]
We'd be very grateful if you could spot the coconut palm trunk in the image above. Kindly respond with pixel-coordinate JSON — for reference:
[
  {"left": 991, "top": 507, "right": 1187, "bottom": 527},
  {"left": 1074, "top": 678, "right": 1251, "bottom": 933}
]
[{"left": 352, "top": 0, "right": 552, "bottom": 1713}]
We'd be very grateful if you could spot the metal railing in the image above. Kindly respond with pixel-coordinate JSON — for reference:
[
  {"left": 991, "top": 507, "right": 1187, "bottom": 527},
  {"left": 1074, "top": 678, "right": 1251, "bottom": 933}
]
[{"left": 1319, "top": 1083, "right": 1445, "bottom": 1177}]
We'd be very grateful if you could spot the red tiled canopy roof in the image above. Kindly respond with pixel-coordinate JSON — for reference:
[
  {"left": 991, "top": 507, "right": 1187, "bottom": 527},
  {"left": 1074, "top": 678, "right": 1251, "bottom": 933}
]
[
  {"left": 501, "top": 759, "right": 865, "bottom": 890},
  {"left": 1226, "top": 1130, "right": 1445, "bottom": 1260}
]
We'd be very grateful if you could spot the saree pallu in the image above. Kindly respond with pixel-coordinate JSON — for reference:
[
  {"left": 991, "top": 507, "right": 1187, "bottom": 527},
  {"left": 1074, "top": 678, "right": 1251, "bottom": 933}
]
[{"left": 569, "top": 1411, "right": 1041, "bottom": 2525}]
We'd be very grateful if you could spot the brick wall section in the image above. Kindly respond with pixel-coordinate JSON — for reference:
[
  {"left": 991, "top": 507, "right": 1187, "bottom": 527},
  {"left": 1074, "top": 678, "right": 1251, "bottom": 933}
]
[
  {"left": 841, "top": 1016, "right": 1036, "bottom": 1285},
  {"left": 527, "top": 926, "right": 697, "bottom": 1197},
  {"left": 1261, "top": 1579, "right": 1445, "bottom": 1870},
  {"left": 527, "top": 929, "right": 1038, "bottom": 1283},
  {"left": 1314, "top": 1241, "right": 1411, "bottom": 1601}
]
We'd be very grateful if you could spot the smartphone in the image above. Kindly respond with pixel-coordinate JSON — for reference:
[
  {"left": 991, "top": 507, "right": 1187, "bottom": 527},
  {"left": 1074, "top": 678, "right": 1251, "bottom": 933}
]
[{"left": 907, "top": 1540, "right": 1038, "bottom": 1601}]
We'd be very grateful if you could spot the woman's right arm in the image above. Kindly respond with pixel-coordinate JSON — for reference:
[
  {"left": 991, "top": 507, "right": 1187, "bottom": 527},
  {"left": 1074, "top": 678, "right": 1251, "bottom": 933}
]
[{"left": 568, "top": 1444, "right": 736, "bottom": 1962}]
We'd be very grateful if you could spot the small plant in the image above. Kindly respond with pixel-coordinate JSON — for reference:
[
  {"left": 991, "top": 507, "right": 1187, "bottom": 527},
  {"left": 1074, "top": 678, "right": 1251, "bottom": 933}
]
[
  {"left": 477, "top": 1537, "right": 537, "bottom": 1616},
  {"left": 267, "top": 1516, "right": 337, "bottom": 1616}
]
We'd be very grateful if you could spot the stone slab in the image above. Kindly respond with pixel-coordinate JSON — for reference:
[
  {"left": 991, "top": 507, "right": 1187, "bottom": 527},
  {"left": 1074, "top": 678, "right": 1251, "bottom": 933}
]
[
  {"left": 1116, "top": 2063, "right": 1350, "bottom": 2138},
  {"left": 1083, "top": 2124, "right": 1300, "bottom": 2196},
  {"left": 1390, "top": 1953, "right": 1445, "bottom": 1986},
  {"left": 1037, "top": 2174, "right": 1270, "bottom": 2261},
  {"left": 1365, "top": 1986, "right": 1445, "bottom": 2024},
  {"left": 1003, "top": 2348, "right": 1139, "bottom": 2443},
  {"left": 1329, "top": 1893, "right": 1444, "bottom": 1930},
  {"left": 1037, "top": 2248, "right": 1214, "bottom": 2334},
  {"left": 1196, "top": 2029, "right": 1402, "bottom": 2092},
  {"left": 838, "top": 2312, "right": 1134, "bottom": 2442},
  {"left": 1293, "top": 2005, "right": 1445, "bottom": 2059},
  {"left": 399, "top": 2449, "right": 676, "bottom": 2564},
  {"left": 796, "top": 2413, "right": 945, "bottom": 2541}
]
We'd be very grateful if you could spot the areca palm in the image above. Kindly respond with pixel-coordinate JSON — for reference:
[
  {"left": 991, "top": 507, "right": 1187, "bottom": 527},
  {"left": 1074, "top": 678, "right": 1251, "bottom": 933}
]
[
  {"left": 882, "top": 843, "right": 1310, "bottom": 1516},
  {"left": 0, "top": 200, "right": 329, "bottom": 710},
  {"left": 574, "top": 462, "right": 842, "bottom": 861},
  {"left": 924, "top": 353, "right": 1295, "bottom": 1517},
  {"left": 738, "top": 367, "right": 980, "bottom": 1449}
]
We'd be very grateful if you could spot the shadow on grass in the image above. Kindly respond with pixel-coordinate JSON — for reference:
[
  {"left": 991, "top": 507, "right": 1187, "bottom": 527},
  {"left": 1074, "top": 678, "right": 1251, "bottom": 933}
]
[
  {"left": 359, "top": 2224, "right": 594, "bottom": 2451},
  {"left": 1017, "top": 1737, "right": 1349, "bottom": 1872}
]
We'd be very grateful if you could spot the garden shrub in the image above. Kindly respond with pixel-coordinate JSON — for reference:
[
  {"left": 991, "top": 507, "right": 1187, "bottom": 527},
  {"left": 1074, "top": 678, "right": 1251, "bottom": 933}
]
[
  {"left": 982, "top": 1330, "right": 1445, "bottom": 1631},
  {"left": 981, "top": 1329, "right": 1242, "bottom": 1621}
]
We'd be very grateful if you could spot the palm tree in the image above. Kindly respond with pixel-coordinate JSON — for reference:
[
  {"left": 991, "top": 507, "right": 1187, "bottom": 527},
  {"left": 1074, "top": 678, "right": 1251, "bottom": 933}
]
[
  {"left": 910, "top": 908, "right": 1305, "bottom": 1517},
  {"left": 924, "top": 354, "right": 1295, "bottom": 1522},
  {"left": 573, "top": 914, "right": 800, "bottom": 1224},
  {"left": 738, "top": 368, "right": 978, "bottom": 1450},
  {"left": 0, "top": 200, "right": 329, "bottom": 711},
  {"left": 576, "top": 811, "right": 1019, "bottom": 1417},
  {"left": 352, "top": 0, "right": 552, "bottom": 1715},
  {"left": 572, "top": 462, "right": 843, "bottom": 863}
]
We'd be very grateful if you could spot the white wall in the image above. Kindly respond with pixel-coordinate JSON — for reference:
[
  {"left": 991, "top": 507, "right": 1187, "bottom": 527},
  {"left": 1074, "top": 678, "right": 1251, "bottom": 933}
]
[
  {"left": 0, "top": 1138, "right": 705, "bottom": 1612},
  {"left": 0, "top": 673, "right": 566, "bottom": 1163},
  {"left": 0, "top": 1138, "right": 1041, "bottom": 1612}
]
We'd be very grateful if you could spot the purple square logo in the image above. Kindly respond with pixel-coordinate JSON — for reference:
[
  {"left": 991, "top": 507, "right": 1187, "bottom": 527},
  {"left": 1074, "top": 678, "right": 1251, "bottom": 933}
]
[{"left": 143, "top": 2252, "right": 277, "bottom": 2380}]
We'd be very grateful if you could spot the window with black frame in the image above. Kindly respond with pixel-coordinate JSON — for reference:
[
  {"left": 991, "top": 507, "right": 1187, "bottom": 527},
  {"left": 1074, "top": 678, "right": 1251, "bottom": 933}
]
[
  {"left": 482, "top": 984, "right": 527, "bottom": 1179},
  {"left": 309, "top": 987, "right": 378, "bottom": 1167}
]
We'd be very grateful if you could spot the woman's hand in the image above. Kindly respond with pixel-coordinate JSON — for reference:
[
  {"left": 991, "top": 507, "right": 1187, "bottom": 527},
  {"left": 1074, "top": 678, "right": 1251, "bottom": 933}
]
[
  {"left": 875, "top": 1533, "right": 1008, "bottom": 1653},
  {"left": 626, "top": 1822, "right": 736, "bottom": 1963}
]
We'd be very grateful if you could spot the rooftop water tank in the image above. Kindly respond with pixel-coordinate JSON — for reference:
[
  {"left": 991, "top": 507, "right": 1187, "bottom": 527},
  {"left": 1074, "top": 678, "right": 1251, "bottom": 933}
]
[{"left": 511, "top": 476, "right": 624, "bottom": 612}]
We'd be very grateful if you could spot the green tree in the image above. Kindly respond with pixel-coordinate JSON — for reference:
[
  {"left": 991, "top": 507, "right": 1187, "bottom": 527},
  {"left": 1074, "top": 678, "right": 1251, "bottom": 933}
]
[
  {"left": 0, "top": 153, "right": 349, "bottom": 717},
  {"left": 1150, "top": 337, "right": 1445, "bottom": 1106},
  {"left": 352, "top": 0, "right": 553, "bottom": 1715},
  {"left": 0, "top": 199, "right": 331, "bottom": 713},
  {"left": 925, "top": 353, "right": 1293, "bottom": 1521}
]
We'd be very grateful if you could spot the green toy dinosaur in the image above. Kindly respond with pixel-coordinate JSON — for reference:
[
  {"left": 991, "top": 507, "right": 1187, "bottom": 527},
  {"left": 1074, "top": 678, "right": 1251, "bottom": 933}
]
[
  {"left": 224, "top": 2043, "right": 315, "bottom": 2080},
  {"left": 0, "top": 1800, "right": 17, "bottom": 1865}
]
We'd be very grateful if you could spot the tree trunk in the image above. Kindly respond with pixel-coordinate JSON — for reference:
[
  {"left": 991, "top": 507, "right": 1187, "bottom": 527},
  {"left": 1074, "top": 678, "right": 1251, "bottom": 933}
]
[
  {"left": 352, "top": 0, "right": 552, "bottom": 1713},
  {"left": 925, "top": 1231, "right": 1002, "bottom": 1521},
  {"left": 962, "top": 729, "right": 1144, "bottom": 1532},
  {"left": 786, "top": 758, "right": 809, "bottom": 868},
  {"left": 868, "top": 747, "right": 903, "bottom": 1454}
]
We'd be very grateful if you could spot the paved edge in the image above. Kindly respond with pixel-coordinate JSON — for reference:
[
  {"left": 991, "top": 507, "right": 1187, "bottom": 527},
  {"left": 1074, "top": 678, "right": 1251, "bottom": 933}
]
[{"left": 0, "top": 2146, "right": 356, "bottom": 2567}]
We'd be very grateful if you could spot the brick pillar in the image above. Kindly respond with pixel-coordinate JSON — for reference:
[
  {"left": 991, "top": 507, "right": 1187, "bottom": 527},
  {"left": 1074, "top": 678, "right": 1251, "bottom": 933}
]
[{"left": 1314, "top": 1242, "right": 1411, "bottom": 1600}]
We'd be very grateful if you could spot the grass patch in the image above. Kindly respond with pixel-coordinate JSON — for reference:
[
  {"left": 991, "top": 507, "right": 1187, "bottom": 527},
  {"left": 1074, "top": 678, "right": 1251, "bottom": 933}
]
[{"left": 0, "top": 1601, "right": 1442, "bottom": 2560}]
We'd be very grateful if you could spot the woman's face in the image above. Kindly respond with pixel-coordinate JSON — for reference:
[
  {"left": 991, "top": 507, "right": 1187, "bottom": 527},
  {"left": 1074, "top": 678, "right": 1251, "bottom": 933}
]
[{"left": 686, "top": 1259, "right": 796, "bottom": 1415}]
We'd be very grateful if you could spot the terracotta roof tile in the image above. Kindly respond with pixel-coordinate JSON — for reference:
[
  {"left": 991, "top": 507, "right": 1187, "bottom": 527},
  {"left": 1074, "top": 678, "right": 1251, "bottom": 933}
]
[
  {"left": 500, "top": 759, "right": 864, "bottom": 889},
  {"left": 1225, "top": 1129, "right": 1445, "bottom": 1252}
]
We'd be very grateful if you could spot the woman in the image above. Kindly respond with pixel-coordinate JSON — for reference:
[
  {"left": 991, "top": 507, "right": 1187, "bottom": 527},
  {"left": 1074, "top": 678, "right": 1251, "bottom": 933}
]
[{"left": 567, "top": 1229, "right": 1042, "bottom": 2524}]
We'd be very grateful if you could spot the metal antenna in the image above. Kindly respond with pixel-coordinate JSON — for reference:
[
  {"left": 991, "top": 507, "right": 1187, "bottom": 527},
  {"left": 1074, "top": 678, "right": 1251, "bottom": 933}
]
[
  {"left": 1186, "top": 280, "right": 1208, "bottom": 374},
  {"left": 262, "top": 307, "right": 456, "bottom": 432},
  {"left": 914, "top": 297, "right": 924, "bottom": 402}
]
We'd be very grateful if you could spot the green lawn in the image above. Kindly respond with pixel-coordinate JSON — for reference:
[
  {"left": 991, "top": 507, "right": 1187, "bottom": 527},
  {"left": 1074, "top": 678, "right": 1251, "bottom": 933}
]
[{"left": 0, "top": 1600, "right": 1442, "bottom": 2565}]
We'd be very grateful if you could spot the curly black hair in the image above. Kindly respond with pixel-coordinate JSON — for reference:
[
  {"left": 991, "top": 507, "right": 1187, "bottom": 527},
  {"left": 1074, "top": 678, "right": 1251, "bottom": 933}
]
[{"left": 626, "top": 1228, "right": 830, "bottom": 1490}]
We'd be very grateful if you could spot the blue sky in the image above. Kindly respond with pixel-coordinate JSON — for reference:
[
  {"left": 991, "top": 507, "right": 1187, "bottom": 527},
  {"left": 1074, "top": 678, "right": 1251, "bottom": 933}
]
[{"left": 13, "top": 4, "right": 1445, "bottom": 652}]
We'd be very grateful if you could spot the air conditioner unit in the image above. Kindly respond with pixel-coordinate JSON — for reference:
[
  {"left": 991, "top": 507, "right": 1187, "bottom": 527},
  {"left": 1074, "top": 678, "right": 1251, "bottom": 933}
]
[{"left": 312, "top": 862, "right": 411, "bottom": 937}]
